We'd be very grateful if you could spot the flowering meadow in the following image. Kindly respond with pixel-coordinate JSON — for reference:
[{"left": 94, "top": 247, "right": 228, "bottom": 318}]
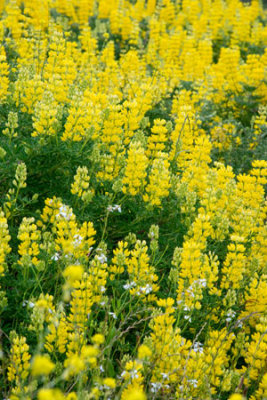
[{"left": 0, "top": 0, "right": 267, "bottom": 399}]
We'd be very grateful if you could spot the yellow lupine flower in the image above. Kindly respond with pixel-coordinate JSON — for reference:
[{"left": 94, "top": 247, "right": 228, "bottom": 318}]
[
  {"left": 38, "top": 389, "right": 64, "bottom": 400},
  {"left": 137, "top": 344, "right": 152, "bottom": 360},
  {"left": 127, "top": 388, "right": 146, "bottom": 400},
  {"left": 63, "top": 265, "right": 84, "bottom": 285},
  {"left": 228, "top": 394, "right": 243, "bottom": 400},
  {"left": 103, "top": 377, "right": 116, "bottom": 389},
  {"left": 123, "top": 141, "right": 148, "bottom": 196},
  {"left": 31, "top": 355, "right": 55, "bottom": 376},
  {"left": 92, "top": 334, "right": 105, "bottom": 345},
  {"left": 0, "top": 209, "right": 11, "bottom": 275},
  {"left": 7, "top": 335, "right": 31, "bottom": 382}
]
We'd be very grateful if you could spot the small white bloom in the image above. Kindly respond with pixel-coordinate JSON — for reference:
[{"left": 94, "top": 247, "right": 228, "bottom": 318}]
[
  {"left": 114, "top": 205, "right": 121, "bottom": 213},
  {"left": 131, "top": 369, "right": 139, "bottom": 379},
  {"left": 23, "top": 301, "right": 35, "bottom": 308},
  {"left": 123, "top": 283, "right": 131, "bottom": 290},
  {"left": 57, "top": 205, "right": 73, "bottom": 220},
  {"left": 51, "top": 252, "right": 60, "bottom": 261},
  {"left": 151, "top": 382, "right": 162, "bottom": 393},
  {"left": 188, "top": 379, "right": 198, "bottom": 388},
  {"left": 199, "top": 279, "right": 207, "bottom": 288},
  {"left": 138, "top": 284, "right": 153, "bottom": 295},
  {"left": 192, "top": 341, "right": 203, "bottom": 353},
  {"left": 73, "top": 234, "right": 83, "bottom": 247},
  {"left": 226, "top": 310, "right": 236, "bottom": 322},
  {"left": 109, "top": 312, "right": 117, "bottom": 319},
  {"left": 107, "top": 204, "right": 121, "bottom": 213},
  {"left": 161, "top": 372, "right": 169, "bottom": 380},
  {"left": 96, "top": 254, "right": 107, "bottom": 264},
  {"left": 123, "top": 281, "right": 136, "bottom": 290}
]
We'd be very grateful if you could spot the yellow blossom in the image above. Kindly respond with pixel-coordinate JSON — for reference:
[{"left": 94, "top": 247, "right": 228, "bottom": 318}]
[
  {"left": 92, "top": 334, "right": 105, "bottom": 345},
  {"left": 31, "top": 355, "right": 55, "bottom": 376},
  {"left": 103, "top": 377, "right": 116, "bottom": 389},
  {"left": 63, "top": 265, "right": 84, "bottom": 285}
]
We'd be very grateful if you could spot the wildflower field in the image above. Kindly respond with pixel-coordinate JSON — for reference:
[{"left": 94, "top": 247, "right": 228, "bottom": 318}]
[{"left": 0, "top": 0, "right": 267, "bottom": 399}]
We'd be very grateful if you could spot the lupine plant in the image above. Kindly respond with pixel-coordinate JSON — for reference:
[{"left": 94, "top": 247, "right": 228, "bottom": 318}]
[{"left": 0, "top": 0, "right": 267, "bottom": 399}]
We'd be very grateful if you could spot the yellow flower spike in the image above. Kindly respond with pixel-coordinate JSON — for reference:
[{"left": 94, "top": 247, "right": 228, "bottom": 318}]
[
  {"left": 31, "top": 355, "right": 55, "bottom": 376},
  {"left": 143, "top": 157, "right": 171, "bottom": 207},
  {"left": 63, "top": 265, "right": 84, "bottom": 286},
  {"left": 66, "top": 393, "right": 77, "bottom": 400},
  {"left": 81, "top": 345, "right": 99, "bottom": 359},
  {"left": 88, "top": 357, "right": 97, "bottom": 367},
  {"left": 122, "top": 141, "right": 148, "bottom": 196},
  {"left": 92, "top": 334, "right": 105, "bottom": 345},
  {"left": 146, "top": 118, "right": 168, "bottom": 159},
  {"left": 103, "top": 377, "right": 116, "bottom": 389},
  {"left": 7, "top": 334, "right": 31, "bottom": 383},
  {"left": 90, "top": 388, "right": 100, "bottom": 399},
  {"left": 228, "top": 394, "right": 244, "bottom": 400},
  {"left": 71, "top": 166, "right": 94, "bottom": 203},
  {"left": 64, "top": 354, "right": 85, "bottom": 377},
  {"left": 126, "top": 387, "right": 146, "bottom": 400},
  {"left": 0, "top": 209, "right": 11, "bottom": 276},
  {"left": 38, "top": 388, "right": 64, "bottom": 400},
  {"left": 138, "top": 344, "right": 152, "bottom": 360},
  {"left": 126, "top": 240, "right": 159, "bottom": 302}
]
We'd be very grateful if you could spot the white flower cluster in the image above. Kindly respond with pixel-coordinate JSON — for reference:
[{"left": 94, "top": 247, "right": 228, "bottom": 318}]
[
  {"left": 121, "top": 369, "right": 139, "bottom": 380},
  {"left": 73, "top": 234, "right": 83, "bottom": 247},
  {"left": 123, "top": 281, "right": 136, "bottom": 290},
  {"left": 183, "top": 305, "right": 192, "bottom": 322},
  {"left": 186, "top": 278, "right": 207, "bottom": 298},
  {"left": 188, "top": 379, "right": 198, "bottom": 388},
  {"left": 107, "top": 204, "right": 121, "bottom": 213},
  {"left": 22, "top": 300, "right": 35, "bottom": 308},
  {"left": 51, "top": 252, "right": 60, "bottom": 261},
  {"left": 56, "top": 204, "right": 73, "bottom": 220},
  {"left": 136, "top": 284, "right": 153, "bottom": 295},
  {"left": 150, "top": 381, "right": 170, "bottom": 393},
  {"left": 192, "top": 341, "right": 203, "bottom": 354},
  {"left": 226, "top": 309, "right": 236, "bottom": 322}
]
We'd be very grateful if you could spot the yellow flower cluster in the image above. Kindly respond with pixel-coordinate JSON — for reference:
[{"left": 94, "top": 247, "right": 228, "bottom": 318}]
[
  {"left": 71, "top": 166, "right": 94, "bottom": 203},
  {"left": 7, "top": 334, "right": 31, "bottom": 384},
  {"left": 0, "top": 209, "right": 11, "bottom": 276}
]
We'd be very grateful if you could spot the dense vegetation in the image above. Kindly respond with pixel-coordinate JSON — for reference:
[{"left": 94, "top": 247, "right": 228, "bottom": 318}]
[{"left": 0, "top": 0, "right": 266, "bottom": 399}]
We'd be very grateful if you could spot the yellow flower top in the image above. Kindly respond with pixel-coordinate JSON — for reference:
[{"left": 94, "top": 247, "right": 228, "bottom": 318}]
[{"left": 31, "top": 355, "right": 55, "bottom": 376}]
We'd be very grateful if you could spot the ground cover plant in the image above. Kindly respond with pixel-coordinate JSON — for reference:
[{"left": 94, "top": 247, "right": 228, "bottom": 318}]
[{"left": 0, "top": 0, "right": 267, "bottom": 399}]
